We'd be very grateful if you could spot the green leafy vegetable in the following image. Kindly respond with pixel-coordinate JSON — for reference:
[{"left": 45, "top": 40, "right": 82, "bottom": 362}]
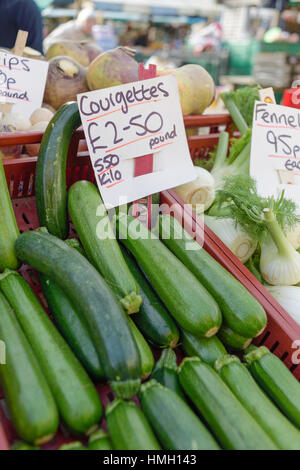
[{"left": 216, "top": 175, "right": 300, "bottom": 241}]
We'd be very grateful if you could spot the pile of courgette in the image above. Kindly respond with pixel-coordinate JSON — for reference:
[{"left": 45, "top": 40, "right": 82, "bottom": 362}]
[{"left": 1, "top": 102, "right": 300, "bottom": 451}]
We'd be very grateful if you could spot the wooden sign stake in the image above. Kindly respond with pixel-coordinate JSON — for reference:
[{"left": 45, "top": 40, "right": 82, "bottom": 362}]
[
  {"left": 132, "top": 63, "right": 157, "bottom": 229},
  {"left": 0, "top": 30, "right": 28, "bottom": 116}
]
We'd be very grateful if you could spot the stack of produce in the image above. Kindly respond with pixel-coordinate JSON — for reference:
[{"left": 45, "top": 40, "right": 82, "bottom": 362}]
[
  {"left": 173, "top": 84, "right": 300, "bottom": 328},
  {"left": 1, "top": 94, "right": 300, "bottom": 451}
]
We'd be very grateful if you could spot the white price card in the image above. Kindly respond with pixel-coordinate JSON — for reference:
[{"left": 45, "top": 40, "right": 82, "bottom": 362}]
[
  {"left": 77, "top": 75, "right": 196, "bottom": 208},
  {"left": 0, "top": 51, "right": 49, "bottom": 118},
  {"left": 250, "top": 101, "right": 300, "bottom": 210}
]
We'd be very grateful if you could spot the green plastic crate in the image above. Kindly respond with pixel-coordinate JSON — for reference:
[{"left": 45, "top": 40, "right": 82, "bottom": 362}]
[
  {"left": 260, "top": 41, "right": 300, "bottom": 56},
  {"left": 223, "top": 39, "right": 260, "bottom": 76}
]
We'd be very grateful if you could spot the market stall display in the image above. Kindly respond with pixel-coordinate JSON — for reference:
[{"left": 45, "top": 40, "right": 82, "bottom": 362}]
[
  {"left": 1, "top": 103, "right": 300, "bottom": 451},
  {"left": 2, "top": 8, "right": 300, "bottom": 450}
]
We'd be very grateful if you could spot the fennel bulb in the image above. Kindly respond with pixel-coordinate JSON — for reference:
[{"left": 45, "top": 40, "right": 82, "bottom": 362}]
[
  {"left": 260, "top": 210, "right": 300, "bottom": 286},
  {"left": 266, "top": 285, "right": 300, "bottom": 325},
  {"left": 173, "top": 166, "right": 215, "bottom": 213},
  {"left": 205, "top": 216, "right": 257, "bottom": 263}
]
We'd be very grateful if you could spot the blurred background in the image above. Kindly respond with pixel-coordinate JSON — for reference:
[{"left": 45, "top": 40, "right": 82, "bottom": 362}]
[{"left": 31, "top": 0, "right": 300, "bottom": 105}]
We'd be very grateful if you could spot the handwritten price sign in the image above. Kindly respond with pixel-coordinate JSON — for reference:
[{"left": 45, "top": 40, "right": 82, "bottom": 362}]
[
  {"left": 250, "top": 101, "right": 300, "bottom": 208},
  {"left": 0, "top": 51, "right": 49, "bottom": 118},
  {"left": 78, "top": 75, "right": 196, "bottom": 208}
]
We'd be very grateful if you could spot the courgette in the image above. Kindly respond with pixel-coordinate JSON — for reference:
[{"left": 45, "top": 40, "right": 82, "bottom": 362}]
[
  {"left": 59, "top": 442, "right": 86, "bottom": 450},
  {"left": 178, "top": 357, "right": 278, "bottom": 450},
  {"left": 15, "top": 230, "right": 141, "bottom": 399},
  {"left": 122, "top": 247, "right": 179, "bottom": 348},
  {"left": 35, "top": 102, "right": 81, "bottom": 239},
  {"left": 0, "top": 292, "right": 59, "bottom": 445},
  {"left": 106, "top": 399, "right": 161, "bottom": 450},
  {"left": 11, "top": 442, "right": 40, "bottom": 451},
  {"left": 39, "top": 272, "right": 104, "bottom": 380},
  {"left": 215, "top": 355, "right": 300, "bottom": 450},
  {"left": 127, "top": 317, "right": 154, "bottom": 380},
  {"left": 0, "top": 269, "right": 102, "bottom": 435},
  {"left": 68, "top": 181, "right": 142, "bottom": 314},
  {"left": 0, "top": 157, "right": 19, "bottom": 270},
  {"left": 88, "top": 430, "right": 113, "bottom": 450},
  {"left": 151, "top": 348, "right": 185, "bottom": 400},
  {"left": 117, "top": 215, "right": 222, "bottom": 338},
  {"left": 140, "top": 380, "right": 220, "bottom": 450},
  {"left": 218, "top": 324, "right": 252, "bottom": 351},
  {"left": 244, "top": 346, "right": 300, "bottom": 429},
  {"left": 159, "top": 215, "right": 267, "bottom": 338},
  {"left": 181, "top": 329, "right": 226, "bottom": 366}
]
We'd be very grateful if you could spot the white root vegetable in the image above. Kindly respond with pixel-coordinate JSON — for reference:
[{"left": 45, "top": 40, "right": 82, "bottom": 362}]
[
  {"left": 266, "top": 285, "right": 300, "bottom": 325},
  {"left": 205, "top": 216, "right": 257, "bottom": 264},
  {"left": 260, "top": 238, "right": 300, "bottom": 286},
  {"left": 30, "top": 108, "right": 54, "bottom": 126},
  {"left": 1, "top": 112, "right": 31, "bottom": 131},
  {"left": 173, "top": 167, "right": 215, "bottom": 213},
  {"left": 260, "top": 209, "right": 300, "bottom": 286}
]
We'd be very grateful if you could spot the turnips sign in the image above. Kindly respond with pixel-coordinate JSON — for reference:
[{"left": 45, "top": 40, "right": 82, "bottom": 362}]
[{"left": 0, "top": 50, "right": 49, "bottom": 118}]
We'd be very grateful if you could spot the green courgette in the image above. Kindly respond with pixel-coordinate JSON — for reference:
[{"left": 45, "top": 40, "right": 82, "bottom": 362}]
[
  {"left": 159, "top": 215, "right": 267, "bottom": 338},
  {"left": 215, "top": 355, "right": 300, "bottom": 450},
  {"left": 59, "top": 442, "right": 86, "bottom": 450},
  {"left": 39, "top": 272, "right": 104, "bottom": 380},
  {"left": 218, "top": 324, "right": 252, "bottom": 351},
  {"left": 88, "top": 430, "right": 113, "bottom": 450},
  {"left": 35, "top": 102, "right": 81, "bottom": 239},
  {"left": 244, "top": 346, "right": 300, "bottom": 429},
  {"left": 11, "top": 442, "right": 40, "bottom": 451},
  {"left": 122, "top": 247, "right": 179, "bottom": 348},
  {"left": 15, "top": 230, "right": 141, "bottom": 399},
  {"left": 0, "top": 269, "right": 102, "bottom": 435},
  {"left": 0, "top": 292, "right": 59, "bottom": 445},
  {"left": 127, "top": 317, "right": 154, "bottom": 380},
  {"left": 106, "top": 399, "right": 161, "bottom": 450},
  {"left": 140, "top": 380, "right": 220, "bottom": 450},
  {"left": 117, "top": 215, "right": 222, "bottom": 338},
  {"left": 181, "top": 329, "right": 227, "bottom": 366},
  {"left": 151, "top": 348, "right": 185, "bottom": 400},
  {"left": 0, "top": 157, "right": 19, "bottom": 270},
  {"left": 178, "top": 357, "right": 278, "bottom": 450},
  {"left": 68, "top": 181, "right": 142, "bottom": 314}
]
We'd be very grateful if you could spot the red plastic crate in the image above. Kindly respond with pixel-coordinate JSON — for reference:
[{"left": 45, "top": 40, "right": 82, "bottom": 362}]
[{"left": 1, "top": 114, "right": 299, "bottom": 450}]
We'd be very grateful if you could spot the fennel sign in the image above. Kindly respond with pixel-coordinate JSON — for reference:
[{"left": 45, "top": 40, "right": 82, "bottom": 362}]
[
  {"left": 0, "top": 51, "right": 49, "bottom": 118},
  {"left": 250, "top": 101, "right": 300, "bottom": 209},
  {"left": 77, "top": 75, "right": 196, "bottom": 208}
]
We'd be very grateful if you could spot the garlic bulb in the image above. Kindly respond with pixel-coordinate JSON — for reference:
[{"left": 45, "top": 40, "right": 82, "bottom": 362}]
[
  {"left": 266, "top": 285, "right": 300, "bottom": 325},
  {"left": 173, "top": 167, "right": 215, "bottom": 214},
  {"left": 205, "top": 216, "right": 257, "bottom": 263}
]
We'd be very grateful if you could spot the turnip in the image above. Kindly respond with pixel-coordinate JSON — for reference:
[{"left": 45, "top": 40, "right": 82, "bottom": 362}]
[
  {"left": 87, "top": 47, "right": 139, "bottom": 91},
  {"left": 43, "top": 56, "right": 88, "bottom": 110},
  {"left": 158, "top": 64, "right": 215, "bottom": 116}
]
